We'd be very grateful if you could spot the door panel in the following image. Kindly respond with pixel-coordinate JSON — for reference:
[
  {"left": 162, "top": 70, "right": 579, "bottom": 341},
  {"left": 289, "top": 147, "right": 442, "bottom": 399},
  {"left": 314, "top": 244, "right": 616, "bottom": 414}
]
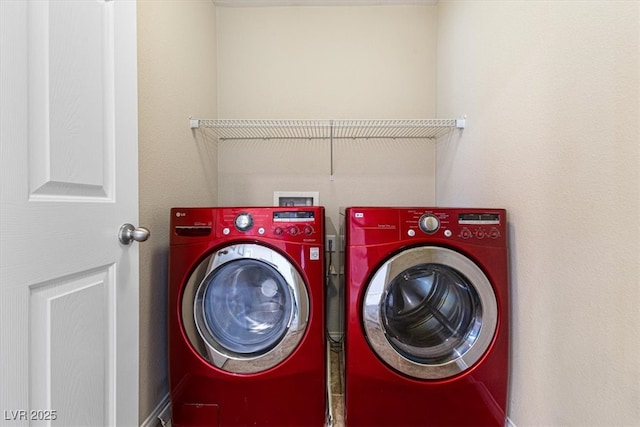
[
  {"left": 30, "top": 266, "right": 114, "bottom": 426},
  {"left": 29, "top": 0, "right": 113, "bottom": 199}
]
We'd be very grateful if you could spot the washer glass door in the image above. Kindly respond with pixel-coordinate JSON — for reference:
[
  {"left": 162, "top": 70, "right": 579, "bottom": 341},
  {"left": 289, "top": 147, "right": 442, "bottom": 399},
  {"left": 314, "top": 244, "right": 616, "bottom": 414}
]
[
  {"left": 363, "top": 246, "right": 497, "bottom": 380},
  {"left": 183, "top": 244, "right": 309, "bottom": 373},
  {"left": 198, "top": 258, "right": 292, "bottom": 354}
]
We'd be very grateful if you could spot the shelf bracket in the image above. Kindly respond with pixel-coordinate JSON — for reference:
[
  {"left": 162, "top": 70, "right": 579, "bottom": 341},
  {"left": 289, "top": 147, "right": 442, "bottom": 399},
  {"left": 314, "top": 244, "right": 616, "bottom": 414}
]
[
  {"left": 189, "top": 118, "right": 200, "bottom": 129},
  {"left": 329, "top": 120, "right": 334, "bottom": 181}
]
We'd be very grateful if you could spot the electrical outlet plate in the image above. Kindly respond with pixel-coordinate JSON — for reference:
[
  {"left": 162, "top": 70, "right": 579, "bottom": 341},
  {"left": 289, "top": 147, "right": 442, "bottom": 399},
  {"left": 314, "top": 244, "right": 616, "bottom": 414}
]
[{"left": 273, "top": 191, "right": 319, "bottom": 207}]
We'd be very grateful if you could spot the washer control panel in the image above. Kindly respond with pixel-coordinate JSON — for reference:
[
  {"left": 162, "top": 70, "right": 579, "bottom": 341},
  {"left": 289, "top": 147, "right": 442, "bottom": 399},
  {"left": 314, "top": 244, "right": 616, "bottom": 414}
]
[
  {"left": 223, "top": 209, "right": 319, "bottom": 242},
  {"left": 170, "top": 207, "right": 323, "bottom": 244}
]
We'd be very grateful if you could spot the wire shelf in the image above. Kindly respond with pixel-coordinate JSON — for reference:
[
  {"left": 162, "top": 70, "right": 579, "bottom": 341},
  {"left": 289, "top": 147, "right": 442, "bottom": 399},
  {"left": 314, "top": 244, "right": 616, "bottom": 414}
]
[
  {"left": 189, "top": 117, "right": 465, "bottom": 180},
  {"left": 332, "top": 119, "right": 458, "bottom": 139},
  {"left": 191, "top": 118, "right": 463, "bottom": 140},
  {"left": 194, "top": 119, "right": 331, "bottom": 140}
]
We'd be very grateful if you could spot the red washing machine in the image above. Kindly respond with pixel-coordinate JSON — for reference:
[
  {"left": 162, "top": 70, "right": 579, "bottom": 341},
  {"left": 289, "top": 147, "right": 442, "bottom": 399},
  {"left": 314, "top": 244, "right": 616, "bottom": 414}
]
[
  {"left": 169, "top": 207, "right": 326, "bottom": 427},
  {"left": 344, "top": 207, "right": 509, "bottom": 427}
]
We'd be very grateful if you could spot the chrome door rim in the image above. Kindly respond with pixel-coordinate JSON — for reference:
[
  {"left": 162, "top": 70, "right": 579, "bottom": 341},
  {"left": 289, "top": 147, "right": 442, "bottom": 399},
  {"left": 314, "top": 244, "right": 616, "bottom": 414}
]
[
  {"left": 182, "top": 243, "right": 309, "bottom": 374},
  {"left": 363, "top": 246, "right": 497, "bottom": 380}
]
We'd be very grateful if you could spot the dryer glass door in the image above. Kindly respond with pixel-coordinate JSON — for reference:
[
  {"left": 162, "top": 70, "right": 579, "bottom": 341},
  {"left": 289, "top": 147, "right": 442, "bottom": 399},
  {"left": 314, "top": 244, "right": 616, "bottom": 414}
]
[
  {"left": 363, "top": 246, "right": 497, "bottom": 380},
  {"left": 183, "top": 243, "right": 309, "bottom": 374}
]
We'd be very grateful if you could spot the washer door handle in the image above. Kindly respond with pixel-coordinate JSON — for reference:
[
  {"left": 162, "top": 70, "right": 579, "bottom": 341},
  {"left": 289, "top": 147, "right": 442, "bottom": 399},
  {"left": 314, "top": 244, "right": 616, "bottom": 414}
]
[{"left": 119, "top": 223, "right": 150, "bottom": 245}]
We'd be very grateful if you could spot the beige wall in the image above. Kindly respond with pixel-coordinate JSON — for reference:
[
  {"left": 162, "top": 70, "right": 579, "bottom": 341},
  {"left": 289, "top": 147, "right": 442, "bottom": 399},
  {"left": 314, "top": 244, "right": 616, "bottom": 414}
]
[
  {"left": 216, "top": 5, "right": 437, "bottom": 119},
  {"left": 436, "top": 1, "right": 640, "bottom": 426},
  {"left": 215, "top": 4, "right": 439, "bottom": 221},
  {"left": 137, "top": 1, "right": 217, "bottom": 424}
]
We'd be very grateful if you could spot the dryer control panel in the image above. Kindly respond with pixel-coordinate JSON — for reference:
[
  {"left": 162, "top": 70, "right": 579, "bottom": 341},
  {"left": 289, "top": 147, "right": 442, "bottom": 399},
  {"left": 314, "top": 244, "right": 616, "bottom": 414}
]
[
  {"left": 399, "top": 208, "right": 506, "bottom": 245},
  {"left": 401, "top": 208, "right": 505, "bottom": 246},
  {"left": 346, "top": 207, "right": 506, "bottom": 246}
]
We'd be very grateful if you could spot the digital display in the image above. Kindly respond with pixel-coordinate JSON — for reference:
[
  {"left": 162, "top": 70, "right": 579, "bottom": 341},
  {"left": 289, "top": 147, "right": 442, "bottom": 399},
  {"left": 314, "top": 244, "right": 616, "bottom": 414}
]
[
  {"left": 458, "top": 213, "right": 500, "bottom": 224},
  {"left": 273, "top": 211, "right": 315, "bottom": 222}
]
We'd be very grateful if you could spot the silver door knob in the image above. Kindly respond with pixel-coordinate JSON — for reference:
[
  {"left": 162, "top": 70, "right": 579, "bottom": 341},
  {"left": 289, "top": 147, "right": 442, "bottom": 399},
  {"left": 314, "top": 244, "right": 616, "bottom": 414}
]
[{"left": 119, "top": 223, "right": 150, "bottom": 245}]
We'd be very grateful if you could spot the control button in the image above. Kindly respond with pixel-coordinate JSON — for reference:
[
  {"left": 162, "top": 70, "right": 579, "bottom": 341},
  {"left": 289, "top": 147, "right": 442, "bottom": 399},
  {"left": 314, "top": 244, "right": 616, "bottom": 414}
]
[
  {"left": 407, "top": 229, "right": 416, "bottom": 237},
  {"left": 222, "top": 227, "right": 230, "bottom": 235},
  {"left": 489, "top": 228, "right": 501, "bottom": 239},
  {"left": 444, "top": 229, "right": 452, "bottom": 237},
  {"left": 460, "top": 228, "right": 472, "bottom": 239},
  {"left": 288, "top": 226, "right": 299, "bottom": 236},
  {"left": 258, "top": 227, "right": 265, "bottom": 235},
  {"left": 274, "top": 227, "right": 284, "bottom": 236},
  {"left": 303, "top": 225, "right": 314, "bottom": 235},
  {"left": 419, "top": 214, "right": 440, "bottom": 234},
  {"left": 234, "top": 213, "right": 253, "bottom": 232},
  {"left": 475, "top": 229, "right": 486, "bottom": 239}
]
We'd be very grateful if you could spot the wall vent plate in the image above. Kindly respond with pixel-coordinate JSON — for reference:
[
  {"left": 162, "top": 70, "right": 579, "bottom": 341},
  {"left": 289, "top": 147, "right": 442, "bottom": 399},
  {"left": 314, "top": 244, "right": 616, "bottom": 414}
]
[{"left": 273, "top": 191, "right": 319, "bottom": 207}]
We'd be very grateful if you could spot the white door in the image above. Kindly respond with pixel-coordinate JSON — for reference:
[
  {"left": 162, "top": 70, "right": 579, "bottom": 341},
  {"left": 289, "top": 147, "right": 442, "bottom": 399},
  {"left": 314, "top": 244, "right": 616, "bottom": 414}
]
[{"left": 0, "top": 1, "right": 140, "bottom": 426}]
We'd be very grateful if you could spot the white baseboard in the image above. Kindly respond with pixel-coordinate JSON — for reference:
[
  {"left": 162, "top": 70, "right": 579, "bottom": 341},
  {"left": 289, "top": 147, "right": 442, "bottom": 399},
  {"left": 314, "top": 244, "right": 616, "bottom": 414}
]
[{"left": 140, "top": 393, "right": 171, "bottom": 427}]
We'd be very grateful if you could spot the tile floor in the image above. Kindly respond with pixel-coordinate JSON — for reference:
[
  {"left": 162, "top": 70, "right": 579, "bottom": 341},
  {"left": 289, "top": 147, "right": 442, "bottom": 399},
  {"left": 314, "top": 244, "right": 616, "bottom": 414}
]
[{"left": 328, "top": 343, "right": 345, "bottom": 427}]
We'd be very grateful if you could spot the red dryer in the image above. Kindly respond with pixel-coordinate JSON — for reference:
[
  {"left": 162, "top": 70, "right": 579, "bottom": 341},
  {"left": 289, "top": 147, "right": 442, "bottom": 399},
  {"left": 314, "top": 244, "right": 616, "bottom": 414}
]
[
  {"left": 169, "top": 207, "right": 326, "bottom": 427},
  {"left": 344, "top": 207, "right": 509, "bottom": 427}
]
